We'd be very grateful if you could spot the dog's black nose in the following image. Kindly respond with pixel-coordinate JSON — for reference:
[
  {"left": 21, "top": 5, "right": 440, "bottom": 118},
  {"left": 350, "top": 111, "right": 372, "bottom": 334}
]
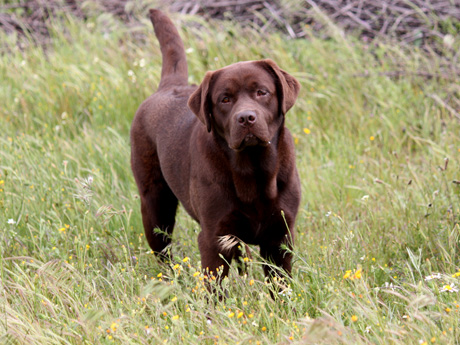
[{"left": 237, "top": 111, "right": 257, "bottom": 127}]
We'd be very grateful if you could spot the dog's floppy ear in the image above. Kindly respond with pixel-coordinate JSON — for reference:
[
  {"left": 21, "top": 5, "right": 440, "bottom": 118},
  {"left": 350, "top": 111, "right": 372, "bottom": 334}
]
[
  {"left": 188, "top": 71, "right": 213, "bottom": 132},
  {"left": 258, "top": 59, "right": 300, "bottom": 115}
]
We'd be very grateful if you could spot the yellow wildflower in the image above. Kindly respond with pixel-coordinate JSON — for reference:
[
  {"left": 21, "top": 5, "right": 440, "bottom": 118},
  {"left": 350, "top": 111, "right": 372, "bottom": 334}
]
[{"left": 354, "top": 269, "right": 362, "bottom": 279}]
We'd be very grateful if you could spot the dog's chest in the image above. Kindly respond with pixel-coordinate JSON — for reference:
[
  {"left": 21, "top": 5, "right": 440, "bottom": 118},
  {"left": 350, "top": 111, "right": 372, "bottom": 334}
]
[
  {"left": 232, "top": 173, "right": 277, "bottom": 205},
  {"left": 234, "top": 201, "right": 281, "bottom": 244},
  {"left": 230, "top": 149, "right": 279, "bottom": 204}
]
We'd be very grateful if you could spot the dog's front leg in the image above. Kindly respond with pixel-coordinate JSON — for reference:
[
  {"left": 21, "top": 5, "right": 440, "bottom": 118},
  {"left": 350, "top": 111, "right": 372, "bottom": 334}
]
[
  {"left": 260, "top": 209, "right": 296, "bottom": 280},
  {"left": 260, "top": 240, "right": 293, "bottom": 278},
  {"left": 198, "top": 231, "right": 233, "bottom": 279},
  {"left": 260, "top": 239, "right": 293, "bottom": 300}
]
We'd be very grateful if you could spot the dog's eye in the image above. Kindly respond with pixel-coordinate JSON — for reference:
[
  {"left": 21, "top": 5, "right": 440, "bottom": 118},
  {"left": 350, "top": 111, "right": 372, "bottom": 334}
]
[
  {"left": 257, "top": 90, "right": 268, "bottom": 97},
  {"left": 221, "top": 96, "right": 230, "bottom": 104}
]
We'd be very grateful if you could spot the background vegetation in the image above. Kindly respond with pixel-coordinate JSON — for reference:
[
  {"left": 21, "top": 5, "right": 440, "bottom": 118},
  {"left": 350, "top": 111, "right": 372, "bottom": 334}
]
[{"left": 1, "top": 1, "right": 460, "bottom": 344}]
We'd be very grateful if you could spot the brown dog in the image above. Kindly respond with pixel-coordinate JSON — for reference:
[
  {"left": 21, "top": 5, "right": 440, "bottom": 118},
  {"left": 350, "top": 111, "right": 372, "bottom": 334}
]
[{"left": 131, "top": 9, "right": 301, "bottom": 280}]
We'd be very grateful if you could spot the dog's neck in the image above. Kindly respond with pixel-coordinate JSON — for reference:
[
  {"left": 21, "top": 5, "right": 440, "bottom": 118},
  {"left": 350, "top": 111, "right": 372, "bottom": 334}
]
[{"left": 226, "top": 129, "right": 283, "bottom": 204}]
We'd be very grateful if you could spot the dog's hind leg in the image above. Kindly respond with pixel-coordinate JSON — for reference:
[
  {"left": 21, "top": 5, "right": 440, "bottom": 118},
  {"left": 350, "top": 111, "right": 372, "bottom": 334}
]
[
  {"left": 132, "top": 144, "right": 178, "bottom": 260},
  {"left": 140, "top": 180, "right": 178, "bottom": 260}
]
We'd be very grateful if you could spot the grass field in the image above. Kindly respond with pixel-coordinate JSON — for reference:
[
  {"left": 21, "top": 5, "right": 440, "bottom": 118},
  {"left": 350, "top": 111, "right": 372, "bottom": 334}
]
[{"left": 1, "top": 9, "right": 460, "bottom": 345}]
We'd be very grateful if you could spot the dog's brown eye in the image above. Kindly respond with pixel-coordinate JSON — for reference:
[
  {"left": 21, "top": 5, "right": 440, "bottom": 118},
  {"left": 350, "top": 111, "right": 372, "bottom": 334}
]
[
  {"left": 221, "top": 96, "right": 230, "bottom": 104},
  {"left": 257, "top": 90, "right": 268, "bottom": 96}
]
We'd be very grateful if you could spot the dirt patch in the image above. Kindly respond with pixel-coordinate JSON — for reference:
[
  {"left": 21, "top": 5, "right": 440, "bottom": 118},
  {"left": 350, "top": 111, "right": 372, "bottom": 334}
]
[{"left": 1, "top": 0, "right": 459, "bottom": 52}]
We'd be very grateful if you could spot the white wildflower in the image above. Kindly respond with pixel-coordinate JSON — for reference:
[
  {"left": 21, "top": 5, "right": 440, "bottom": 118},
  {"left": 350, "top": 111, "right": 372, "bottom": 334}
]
[
  {"left": 440, "top": 284, "right": 459, "bottom": 293},
  {"left": 424, "top": 273, "right": 441, "bottom": 281},
  {"left": 278, "top": 286, "right": 293, "bottom": 297}
]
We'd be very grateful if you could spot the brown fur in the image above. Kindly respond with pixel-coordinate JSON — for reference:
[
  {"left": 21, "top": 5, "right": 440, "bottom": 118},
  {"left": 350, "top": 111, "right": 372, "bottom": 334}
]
[{"left": 130, "top": 9, "right": 301, "bottom": 279}]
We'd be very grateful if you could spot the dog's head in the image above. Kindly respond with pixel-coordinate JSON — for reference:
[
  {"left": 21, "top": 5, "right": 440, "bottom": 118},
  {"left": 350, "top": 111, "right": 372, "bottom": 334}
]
[{"left": 188, "top": 59, "right": 300, "bottom": 151}]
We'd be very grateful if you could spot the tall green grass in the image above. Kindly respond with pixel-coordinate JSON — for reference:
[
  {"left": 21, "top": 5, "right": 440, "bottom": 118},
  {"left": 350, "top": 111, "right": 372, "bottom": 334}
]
[{"left": 1, "top": 10, "right": 459, "bottom": 345}]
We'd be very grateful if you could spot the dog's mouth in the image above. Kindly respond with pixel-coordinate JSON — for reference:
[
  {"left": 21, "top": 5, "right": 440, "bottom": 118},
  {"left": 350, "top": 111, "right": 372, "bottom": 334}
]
[{"left": 232, "top": 133, "right": 271, "bottom": 152}]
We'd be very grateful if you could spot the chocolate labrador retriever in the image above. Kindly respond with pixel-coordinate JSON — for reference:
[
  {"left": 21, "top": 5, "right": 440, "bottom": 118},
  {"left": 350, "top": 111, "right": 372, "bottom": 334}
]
[{"left": 131, "top": 9, "right": 301, "bottom": 280}]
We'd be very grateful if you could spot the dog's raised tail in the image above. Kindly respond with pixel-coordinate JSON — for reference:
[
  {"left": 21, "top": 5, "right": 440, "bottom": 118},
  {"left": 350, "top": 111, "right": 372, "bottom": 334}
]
[{"left": 149, "top": 9, "right": 188, "bottom": 89}]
